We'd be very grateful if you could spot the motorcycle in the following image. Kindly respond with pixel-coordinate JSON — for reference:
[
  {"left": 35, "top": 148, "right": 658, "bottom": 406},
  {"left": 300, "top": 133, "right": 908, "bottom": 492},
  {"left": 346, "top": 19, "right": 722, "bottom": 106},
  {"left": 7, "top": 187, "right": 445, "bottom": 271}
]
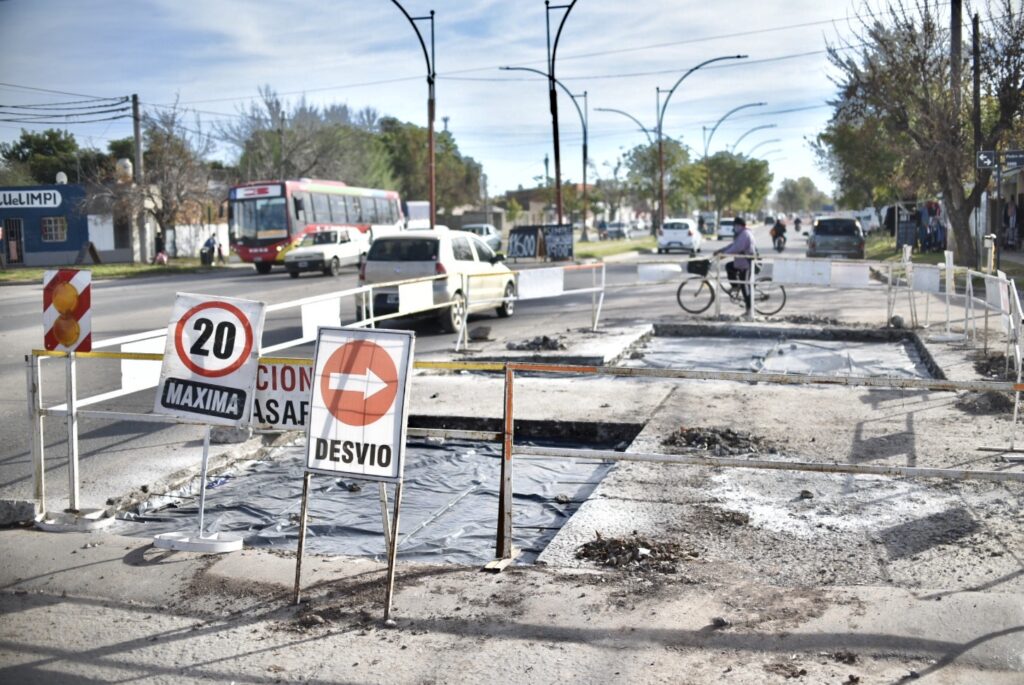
[{"left": 773, "top": 234, "right": 786, "bottom": 252}]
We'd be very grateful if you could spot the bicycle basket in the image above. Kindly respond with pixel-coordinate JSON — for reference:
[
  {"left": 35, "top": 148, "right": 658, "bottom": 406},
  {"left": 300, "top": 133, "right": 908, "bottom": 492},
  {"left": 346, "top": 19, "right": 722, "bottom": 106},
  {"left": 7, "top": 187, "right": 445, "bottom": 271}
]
[{"left": 687, "top": 259, "right": 710, "bottom": 276}]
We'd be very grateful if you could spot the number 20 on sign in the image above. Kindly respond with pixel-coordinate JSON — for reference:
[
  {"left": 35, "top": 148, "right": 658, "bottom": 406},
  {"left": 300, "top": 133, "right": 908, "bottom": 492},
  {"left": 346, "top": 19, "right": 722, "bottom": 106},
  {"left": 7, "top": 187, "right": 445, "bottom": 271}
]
[{"left": 154, "top": 293, "right": 267, "bottom": 427}]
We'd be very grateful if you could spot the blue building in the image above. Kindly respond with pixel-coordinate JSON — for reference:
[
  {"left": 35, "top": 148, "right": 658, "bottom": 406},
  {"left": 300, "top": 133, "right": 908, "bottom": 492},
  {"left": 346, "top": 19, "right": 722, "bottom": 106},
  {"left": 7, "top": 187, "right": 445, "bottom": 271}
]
[{"left": 0, "top": 183, "right": 133, "bottom": 266}]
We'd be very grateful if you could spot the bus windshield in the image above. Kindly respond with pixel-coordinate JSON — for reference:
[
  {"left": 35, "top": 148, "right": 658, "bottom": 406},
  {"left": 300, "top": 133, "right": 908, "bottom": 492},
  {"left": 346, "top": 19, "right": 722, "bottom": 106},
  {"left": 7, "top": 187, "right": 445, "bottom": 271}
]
[{"left": 231, "top": 197, "right": 288, "bottom": 244}]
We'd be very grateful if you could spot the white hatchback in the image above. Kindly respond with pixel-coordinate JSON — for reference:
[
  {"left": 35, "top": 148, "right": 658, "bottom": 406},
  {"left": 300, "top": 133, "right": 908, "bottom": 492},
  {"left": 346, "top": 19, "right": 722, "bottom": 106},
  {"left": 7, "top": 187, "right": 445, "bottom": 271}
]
[
  {"left": 284, "top": 228, "right": 368, "bottom": 278},
  {"left": 718, "top": 217, "right": 737, "bottom": 240},
  {"left": 358, "top": 229, "right": 516, "bottom": 332},
  {"left": 657, "top": 218, "right": 702, "bottom": 255}
]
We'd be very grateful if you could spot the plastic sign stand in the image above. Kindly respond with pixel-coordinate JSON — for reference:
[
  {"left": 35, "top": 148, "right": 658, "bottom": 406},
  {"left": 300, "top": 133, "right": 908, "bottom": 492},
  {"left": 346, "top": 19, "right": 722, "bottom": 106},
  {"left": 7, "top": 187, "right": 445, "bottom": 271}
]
[
  {"left": 34, "top": 508, "right": 114, "bottom": 533},
  {"left": 152, "top": 425, "right": 244, "bottom": 554}
]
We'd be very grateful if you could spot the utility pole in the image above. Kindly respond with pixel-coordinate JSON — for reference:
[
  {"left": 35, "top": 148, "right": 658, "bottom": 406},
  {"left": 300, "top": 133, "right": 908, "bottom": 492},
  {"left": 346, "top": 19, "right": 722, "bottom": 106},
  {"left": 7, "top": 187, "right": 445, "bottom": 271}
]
[
  {"left": 131, "top": 93, "right": 148, "bottom": 264},
  {"left": 545, "top": 0, "right": 577, "bottom": 226},
  {"left": 951, "top": 0, "right": 962, "bottom": 120},
  {"left": 972, "top": 13, "right": 982, "bottom": 267}
]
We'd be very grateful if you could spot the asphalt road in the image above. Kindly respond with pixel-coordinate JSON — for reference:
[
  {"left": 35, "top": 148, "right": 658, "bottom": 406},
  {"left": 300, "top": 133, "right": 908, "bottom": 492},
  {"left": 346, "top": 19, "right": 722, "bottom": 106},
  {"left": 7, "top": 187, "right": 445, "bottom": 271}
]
[{"left": 0, "top": 221, "right": 799, "bottom": 519}]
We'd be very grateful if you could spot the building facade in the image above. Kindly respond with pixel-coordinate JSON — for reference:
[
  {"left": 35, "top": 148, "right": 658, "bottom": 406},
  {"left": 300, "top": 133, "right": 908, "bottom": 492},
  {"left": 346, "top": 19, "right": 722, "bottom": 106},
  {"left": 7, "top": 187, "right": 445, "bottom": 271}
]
[{"left": 0, "top": 184, "right": 133, "bottom": 266}]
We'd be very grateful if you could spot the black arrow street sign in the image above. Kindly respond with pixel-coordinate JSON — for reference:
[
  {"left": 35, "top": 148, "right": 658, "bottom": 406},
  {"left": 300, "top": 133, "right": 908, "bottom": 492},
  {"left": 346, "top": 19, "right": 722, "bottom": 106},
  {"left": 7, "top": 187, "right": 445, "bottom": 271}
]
[{"left": 977, "top": 150, "right": 997, "bottom": 169}]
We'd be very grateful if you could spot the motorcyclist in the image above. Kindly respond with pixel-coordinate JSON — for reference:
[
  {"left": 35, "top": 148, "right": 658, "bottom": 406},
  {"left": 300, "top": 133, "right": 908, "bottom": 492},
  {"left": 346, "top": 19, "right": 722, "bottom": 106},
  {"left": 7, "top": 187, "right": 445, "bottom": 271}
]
[{"left": 771, "top": 217, "right": 787, "bottom": 251}]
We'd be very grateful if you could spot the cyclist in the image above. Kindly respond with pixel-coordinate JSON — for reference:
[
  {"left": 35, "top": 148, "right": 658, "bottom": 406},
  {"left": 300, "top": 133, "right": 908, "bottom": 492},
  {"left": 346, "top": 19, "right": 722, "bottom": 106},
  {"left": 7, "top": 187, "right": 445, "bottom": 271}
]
[{"left": 713, "top": 215, "right": 757, "bottom": 314}]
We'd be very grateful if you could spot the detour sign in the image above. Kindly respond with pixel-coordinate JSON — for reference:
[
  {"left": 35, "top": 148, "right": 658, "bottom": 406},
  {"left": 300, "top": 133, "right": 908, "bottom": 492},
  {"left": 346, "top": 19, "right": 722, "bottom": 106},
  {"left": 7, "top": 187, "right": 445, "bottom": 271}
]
[{"left": 306, "top": 328, "right": 414, "bottom": 483}]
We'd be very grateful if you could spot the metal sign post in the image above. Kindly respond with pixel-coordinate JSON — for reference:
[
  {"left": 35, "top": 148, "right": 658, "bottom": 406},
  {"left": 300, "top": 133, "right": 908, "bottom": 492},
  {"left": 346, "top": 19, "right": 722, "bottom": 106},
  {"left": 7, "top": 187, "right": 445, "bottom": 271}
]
[{"left": 294, "top": 327, "right": 414, "bottom": 622}]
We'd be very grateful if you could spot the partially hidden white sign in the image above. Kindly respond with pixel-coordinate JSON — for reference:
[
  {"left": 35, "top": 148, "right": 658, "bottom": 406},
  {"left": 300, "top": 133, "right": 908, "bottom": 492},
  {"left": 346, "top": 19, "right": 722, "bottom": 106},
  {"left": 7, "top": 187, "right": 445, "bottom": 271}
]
[
  {"left": 154, "top": 293, "right": 266, "bottom": 426},
  {"left": 306, "top": 328, "right": 414, "bottom": 483}
]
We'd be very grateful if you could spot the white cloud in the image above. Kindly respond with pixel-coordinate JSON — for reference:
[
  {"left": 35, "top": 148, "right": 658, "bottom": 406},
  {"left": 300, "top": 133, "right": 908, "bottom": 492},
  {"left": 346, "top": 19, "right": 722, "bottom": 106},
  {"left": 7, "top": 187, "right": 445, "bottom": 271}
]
[{"left": 0, "top": 0, "right": 858, "bottom": 198}]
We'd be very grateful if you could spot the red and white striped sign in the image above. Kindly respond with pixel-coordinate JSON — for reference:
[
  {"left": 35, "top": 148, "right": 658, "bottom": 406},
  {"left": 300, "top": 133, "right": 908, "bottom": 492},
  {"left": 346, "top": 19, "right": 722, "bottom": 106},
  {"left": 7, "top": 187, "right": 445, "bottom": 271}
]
[{"left": 43, "top": 269, "right": 91, "bottom": 352}]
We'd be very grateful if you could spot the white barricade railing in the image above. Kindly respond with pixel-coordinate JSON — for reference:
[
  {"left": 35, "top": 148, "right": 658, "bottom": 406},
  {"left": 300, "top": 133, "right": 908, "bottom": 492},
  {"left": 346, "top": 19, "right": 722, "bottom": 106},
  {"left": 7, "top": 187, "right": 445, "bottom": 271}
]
[{"left": 457, "top": 262, "right": 606, "bottom": 350}]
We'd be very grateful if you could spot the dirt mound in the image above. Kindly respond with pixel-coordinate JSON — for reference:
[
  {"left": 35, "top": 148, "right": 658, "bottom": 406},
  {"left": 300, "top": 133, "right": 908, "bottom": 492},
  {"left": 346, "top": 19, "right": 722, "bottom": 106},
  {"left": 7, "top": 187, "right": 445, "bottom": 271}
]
[
  {"left": 776, "top": 314, "right": 843, "bottom": 326},
  {"left": 974, "top": 353, "right": 1013, "bottom": 380},
  {"left": 956, "top": 391, "right": 1015, "bottom": 414},
  {"left": 506, "top": 335, "right": 567, "bottom": 351},
  {"left": 575, "top": 532, "right": 692, "bottom": 573},
  {"left": 661, "top": 426, "right": 775, "bottom": 455}
]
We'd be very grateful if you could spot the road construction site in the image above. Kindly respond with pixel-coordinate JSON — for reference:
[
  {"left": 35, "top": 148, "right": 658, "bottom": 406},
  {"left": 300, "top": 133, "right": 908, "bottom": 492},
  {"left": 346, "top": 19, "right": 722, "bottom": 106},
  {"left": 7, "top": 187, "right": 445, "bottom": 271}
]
[{"left": 2, "top": 255, "right": 1024, "bottom": 684}]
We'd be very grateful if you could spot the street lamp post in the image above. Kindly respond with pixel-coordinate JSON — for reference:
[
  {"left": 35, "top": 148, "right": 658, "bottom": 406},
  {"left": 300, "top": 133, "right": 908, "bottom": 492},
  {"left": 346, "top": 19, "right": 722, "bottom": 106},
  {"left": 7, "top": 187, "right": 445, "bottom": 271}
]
[
  {"left": 594, "top": 107, "right": 655, "bottom": 144},
  {"left": 655, "top": 55, "right": 747, "bottom": 229},
  {"left": 390, "top": 1, "right": 437, "bottom": 228},
  {"left": 702, "top": 101, "right": 767, "bottom": 220},
  {"left": 501, "top": 67, "right": 589, "bottom": 239},
  {"left": 546, "top": 0, "right": 577, "bottom": 226},
  {"left": 746, "top": 138, "right": 782, "bottom": 157},
  {"left": 730, "top": 124, "right": 776, "bottom": 153}
]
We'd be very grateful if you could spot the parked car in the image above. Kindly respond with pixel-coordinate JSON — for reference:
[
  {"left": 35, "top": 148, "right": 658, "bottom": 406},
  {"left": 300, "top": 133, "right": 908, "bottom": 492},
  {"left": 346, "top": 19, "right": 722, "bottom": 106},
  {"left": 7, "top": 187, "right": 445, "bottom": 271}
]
[
  {"left": 457, "top": 223, "right": 501, "bottom": 252},
  {"left": 806, "top": 216, "right": 866, "bottom": 259},
  {"left": 604, "top": 222, "right": 629, "bottom": 240},
  {"left": 357, "top": 230, "right": 515, "bottom": 332},
  {"left": 657, "top": 218, "right": 702, "bottom": 255},
  {"left": 284, "top": 228, "right": 368, "bottom": 278},
  {"left": 718, "top": 217, "right": 737, "bottom": 240}
]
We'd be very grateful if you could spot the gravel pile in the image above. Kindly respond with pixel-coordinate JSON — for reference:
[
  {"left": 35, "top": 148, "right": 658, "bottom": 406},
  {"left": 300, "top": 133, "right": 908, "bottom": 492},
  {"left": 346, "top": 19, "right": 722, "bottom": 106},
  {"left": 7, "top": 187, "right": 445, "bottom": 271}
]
[
  {"left": 661, "top": 426, "right": 775, "bottom": 455},
  {"left": 575, "top": 532, "right": 692, "bottom": 573},
  {"left": 506, "top": 335, "right": 567, "bottom": 351}
]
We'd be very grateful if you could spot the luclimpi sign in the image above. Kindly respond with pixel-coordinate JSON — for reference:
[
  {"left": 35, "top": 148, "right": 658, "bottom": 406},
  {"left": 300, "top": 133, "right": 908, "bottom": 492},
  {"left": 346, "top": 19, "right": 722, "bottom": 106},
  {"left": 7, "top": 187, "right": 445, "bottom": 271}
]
[
  {"left": 305, "top": 327, "right": 414, "bottom": 483},
  {"left": 154, "top": 293, "right": 266, "bottom": 426}
]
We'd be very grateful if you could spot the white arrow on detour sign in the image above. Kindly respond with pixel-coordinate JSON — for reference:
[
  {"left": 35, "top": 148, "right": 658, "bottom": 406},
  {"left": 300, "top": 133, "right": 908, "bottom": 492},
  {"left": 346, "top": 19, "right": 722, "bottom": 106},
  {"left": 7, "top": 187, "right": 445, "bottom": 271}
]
[{"left": 306, "top": 328, "right": 414, "bottom": 483}]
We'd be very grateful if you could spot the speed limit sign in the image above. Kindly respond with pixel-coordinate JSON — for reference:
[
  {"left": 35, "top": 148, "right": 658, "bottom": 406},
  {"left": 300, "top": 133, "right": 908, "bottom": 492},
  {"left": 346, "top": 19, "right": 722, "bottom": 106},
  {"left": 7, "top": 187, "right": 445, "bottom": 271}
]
[{"left": 154, "top": 293, "right": 266, "bottom": 426}]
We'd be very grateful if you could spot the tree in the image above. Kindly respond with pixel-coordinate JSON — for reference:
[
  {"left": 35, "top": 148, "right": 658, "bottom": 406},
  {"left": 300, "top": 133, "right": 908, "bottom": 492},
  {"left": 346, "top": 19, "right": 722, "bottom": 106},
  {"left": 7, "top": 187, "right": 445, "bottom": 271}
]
[
  {"left": 504, "top": 197, "right": 523, "bottom": 225},
  {"left": 623, "top": 139, "right": 701, "bottom": 230},
  {"left": 218, "top": 86, "right": 394, "bottom": 188},
  {"left": 0, "top": 129, "right": 109, "bottom": 185},
  {"left": 822, "top": 0, "right": 1024, "bottom": 265},
  {"left": 775, "top": 177, "right": 832, "bottom": 213},
  {"left": 706, "top": 152, "right": 773, "bottom": 217},
  {"left": 378, "top": 119, "right": 481, "bottom": 211}
]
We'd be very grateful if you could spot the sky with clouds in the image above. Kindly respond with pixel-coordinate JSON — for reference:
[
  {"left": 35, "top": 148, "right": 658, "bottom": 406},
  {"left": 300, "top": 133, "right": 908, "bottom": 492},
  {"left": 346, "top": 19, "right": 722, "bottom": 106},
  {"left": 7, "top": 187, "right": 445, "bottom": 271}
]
[{"left": 0, "top": 0, "right": 865, "bottom": 201}]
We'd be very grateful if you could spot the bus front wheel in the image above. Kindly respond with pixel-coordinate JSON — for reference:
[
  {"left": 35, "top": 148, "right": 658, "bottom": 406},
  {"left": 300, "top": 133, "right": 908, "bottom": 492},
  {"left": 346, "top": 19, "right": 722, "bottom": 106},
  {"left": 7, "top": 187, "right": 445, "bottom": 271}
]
[{"left": 254, "top": 263, "right": 272, "bottom": 275}]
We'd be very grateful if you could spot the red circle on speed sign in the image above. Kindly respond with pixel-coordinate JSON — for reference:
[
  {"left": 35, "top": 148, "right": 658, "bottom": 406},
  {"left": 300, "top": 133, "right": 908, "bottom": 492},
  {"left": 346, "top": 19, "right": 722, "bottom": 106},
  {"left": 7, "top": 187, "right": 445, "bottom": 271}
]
[
  {"left": 320, "top": 340, "right": 399, "bottom": 426},
  {"left": 174, "top": 301, "right": 254, "bottom": 378}
]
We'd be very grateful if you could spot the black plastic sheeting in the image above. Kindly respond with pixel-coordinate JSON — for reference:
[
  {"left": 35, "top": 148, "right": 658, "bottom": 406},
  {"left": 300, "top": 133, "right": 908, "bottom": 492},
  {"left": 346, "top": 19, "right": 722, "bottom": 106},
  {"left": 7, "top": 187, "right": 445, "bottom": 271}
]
[
  {"left": 114, "top": 440, "right": 612, "bottom": 565},
  {"left": 624, "top": 336, "right": 931, "bottom": 378}
]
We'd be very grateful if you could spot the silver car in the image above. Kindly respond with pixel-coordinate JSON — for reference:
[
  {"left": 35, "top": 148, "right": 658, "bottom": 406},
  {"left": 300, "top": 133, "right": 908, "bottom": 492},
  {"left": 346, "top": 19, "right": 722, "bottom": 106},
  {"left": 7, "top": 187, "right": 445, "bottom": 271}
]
[
  {"left": 806, "top": 217, "right": 866, "bottom": 259},
  {"left": 457, "top": 223, "right": 501, "bottom": 252}
]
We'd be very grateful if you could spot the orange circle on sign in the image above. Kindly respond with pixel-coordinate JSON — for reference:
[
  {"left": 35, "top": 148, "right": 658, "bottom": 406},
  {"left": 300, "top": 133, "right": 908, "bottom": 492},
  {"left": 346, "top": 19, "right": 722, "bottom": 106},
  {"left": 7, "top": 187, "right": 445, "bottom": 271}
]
[{"left": 320, "top": 340, "right": 399, "bottom": 426}]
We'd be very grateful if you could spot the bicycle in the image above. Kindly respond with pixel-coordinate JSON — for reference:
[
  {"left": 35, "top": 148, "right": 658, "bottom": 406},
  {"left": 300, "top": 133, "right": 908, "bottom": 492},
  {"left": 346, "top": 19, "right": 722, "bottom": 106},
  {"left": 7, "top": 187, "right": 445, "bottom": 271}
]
[{"left": 676, "top": 257, "right": 786, "bottom": 315}]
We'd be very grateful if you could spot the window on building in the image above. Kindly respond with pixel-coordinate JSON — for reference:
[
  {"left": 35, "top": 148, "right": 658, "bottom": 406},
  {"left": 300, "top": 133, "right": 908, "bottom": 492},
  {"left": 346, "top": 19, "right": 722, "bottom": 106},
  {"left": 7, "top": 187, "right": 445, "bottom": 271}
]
[{"left": 41, "top": 216, "right": 68, "bottom": 242}]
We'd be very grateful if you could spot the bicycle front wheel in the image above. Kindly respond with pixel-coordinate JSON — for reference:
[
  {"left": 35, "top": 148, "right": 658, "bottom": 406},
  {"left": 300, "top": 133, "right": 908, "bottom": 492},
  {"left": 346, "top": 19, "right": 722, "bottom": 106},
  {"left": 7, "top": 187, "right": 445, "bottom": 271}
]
[
  {"left": 676, "top": 277, "right": 715, "bottom": 314},
  {"left": 754, "top": 278, "right": 786, "bottom": 316}
]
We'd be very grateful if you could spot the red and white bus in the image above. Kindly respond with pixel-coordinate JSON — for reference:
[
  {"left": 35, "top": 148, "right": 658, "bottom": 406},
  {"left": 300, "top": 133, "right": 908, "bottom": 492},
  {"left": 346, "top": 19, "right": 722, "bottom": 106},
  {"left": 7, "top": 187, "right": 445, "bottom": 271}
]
[{"left": 228, "top": 179, "right": 404, "bottom": 274}]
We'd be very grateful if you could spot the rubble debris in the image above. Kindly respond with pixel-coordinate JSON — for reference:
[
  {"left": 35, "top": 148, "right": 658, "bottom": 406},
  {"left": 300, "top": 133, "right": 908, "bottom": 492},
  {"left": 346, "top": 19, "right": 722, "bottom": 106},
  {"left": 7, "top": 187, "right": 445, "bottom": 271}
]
[
  {"left": 973, "top": 353, "right": 1012, "bottom": 380},
  {"left": 468, "top": 326, "right": 491, "bottom": 341},
  {"left": 764, "top": 662, "right": 808, "bottom": 679},
  {"left": 506, "top": 335, "right": 567, "bottom": 351},
  {"left": 799, "top": 490, "right": 814, "bottom": 500},
  {"left": 661, "top": 426, "right": 773, "bottom": 455},
  {"left": 713, "top": 510, "right": 750, "bottom": 526},
  {"left": 779, "top": 314, "right": 842, "bottom": 326},
  {"left": 829, "top": 651, "right": 858, "bottom": 665},
  {"left": 955, "top": 391, "right": 1015, "bottom": 415},
  {"left": 575, "top": 532, "right": 686, "bottom": 573},
  {"left": 710, "top": 616, "right": 730, "bottom": 629}
]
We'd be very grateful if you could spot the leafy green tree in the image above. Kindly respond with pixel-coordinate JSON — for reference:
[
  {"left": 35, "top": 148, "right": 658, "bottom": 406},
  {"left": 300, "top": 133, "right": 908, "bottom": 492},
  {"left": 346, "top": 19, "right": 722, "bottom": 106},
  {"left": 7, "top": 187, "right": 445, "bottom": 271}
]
[
  {"left": 623, "top": 139, "right": 701, "bottom": 230},
  {"left": 504, "top": 197, "right": 523, "bottom": 225},
  {"left": 378, "top": 119, "right": 480, "bottom": 211},
  {"left": 706, "top": 153, "right": 773, "bottom": 217},
  {"left": 0, "top": 129, "right": 108, "bottom": 184},
  {"left": 775, "top": 177, "right": 832, "bottom": 213},
  {"left": 822, "top": 0, "right": 1024, "bottom": 265}
]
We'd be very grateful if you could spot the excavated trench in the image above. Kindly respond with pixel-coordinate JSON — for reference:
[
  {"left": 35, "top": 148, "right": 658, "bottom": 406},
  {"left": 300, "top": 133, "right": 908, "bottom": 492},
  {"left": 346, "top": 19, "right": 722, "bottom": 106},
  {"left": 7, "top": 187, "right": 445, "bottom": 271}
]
[{"left": 114, "top": 324, "right": 941, "bottom": 566}]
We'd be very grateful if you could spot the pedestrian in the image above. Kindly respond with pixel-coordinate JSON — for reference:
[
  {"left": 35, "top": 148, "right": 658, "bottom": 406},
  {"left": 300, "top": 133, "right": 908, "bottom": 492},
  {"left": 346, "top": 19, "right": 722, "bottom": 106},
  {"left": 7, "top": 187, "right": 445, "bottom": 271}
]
[{"left": 714, "top": 215, "right": 757, "bottom": 315}]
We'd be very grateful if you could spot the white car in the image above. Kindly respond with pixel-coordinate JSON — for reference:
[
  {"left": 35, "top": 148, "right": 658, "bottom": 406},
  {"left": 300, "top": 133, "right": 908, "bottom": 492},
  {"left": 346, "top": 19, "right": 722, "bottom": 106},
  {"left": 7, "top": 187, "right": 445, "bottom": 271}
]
[
  {"left": 657, "top": 218, "right": 702, "bottom": 255},
  {"left": 457, "top": 223, "right": 502, "bottom": 252},
  {"left": 718, "top": 217, "right": 737, "bottom": 240},
  {"left": 284, "top": 228, "right": 368, "bottom": 278},
  {"left": 358, "top": 230, "right": 516, "bottom": 332}
]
